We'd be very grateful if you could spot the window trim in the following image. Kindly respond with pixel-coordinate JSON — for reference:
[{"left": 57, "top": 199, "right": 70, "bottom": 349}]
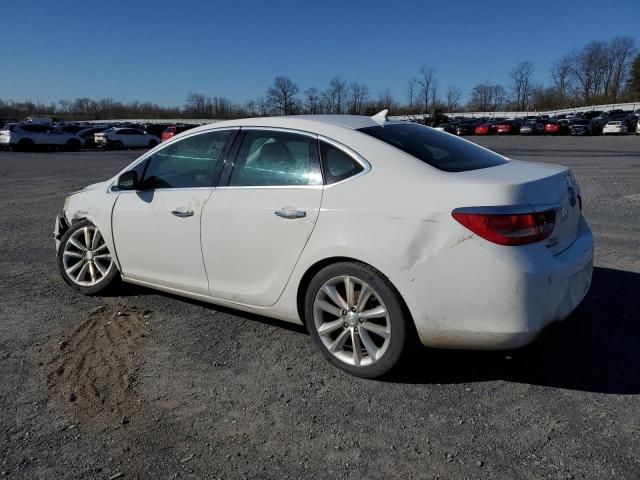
[
  {"left": 217, "top": 126, "right": 324, "bottom": 190},
  {"left": 110, "top": 127, "right": 239, "bottom": 192}
]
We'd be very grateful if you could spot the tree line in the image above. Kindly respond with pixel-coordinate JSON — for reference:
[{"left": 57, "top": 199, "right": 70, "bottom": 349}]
[{"left": 1, "top": 36, "right": 638, "bottom": 121}]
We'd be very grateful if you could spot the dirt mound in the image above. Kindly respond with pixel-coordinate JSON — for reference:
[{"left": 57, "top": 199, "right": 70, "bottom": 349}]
[{"left": 47, "top": 303, "right": 150, "bottom": 424}]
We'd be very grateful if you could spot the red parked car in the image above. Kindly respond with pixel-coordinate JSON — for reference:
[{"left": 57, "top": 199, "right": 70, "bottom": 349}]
[
  {"left": 544, "top": 120, "right": 570, "bottom": 135},
  {"left": 496, "top": 120, "right": 521, "bottom": 135},
  {"left": 161, "top": 124, "right": 197, "bottom": 142},
  {"left": 474, "top": 124, "right": 491, "bottom": 135}
]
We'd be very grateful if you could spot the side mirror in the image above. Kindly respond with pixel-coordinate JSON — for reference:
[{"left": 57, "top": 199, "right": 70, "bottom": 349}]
[{"left": 116, "top": 170, "right": 139, "bottom": 190}]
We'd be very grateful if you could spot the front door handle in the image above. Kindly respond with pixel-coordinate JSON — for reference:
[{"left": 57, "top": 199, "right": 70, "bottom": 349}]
[
  {"left": 275, "top": 209, "right": 306, "bottom": 219},
  {"left": 171, "top": 208, "right": 194, "bottom": 218}
]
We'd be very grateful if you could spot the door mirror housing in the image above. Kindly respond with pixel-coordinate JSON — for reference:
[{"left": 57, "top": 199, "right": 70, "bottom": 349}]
[{"left": 116, "top": 170, "right": 139, "bottom": 190}]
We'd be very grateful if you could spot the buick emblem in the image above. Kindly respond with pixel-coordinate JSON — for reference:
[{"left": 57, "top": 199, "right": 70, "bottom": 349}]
[{"left": 568, "top": 186, "right": 576, "bottom": 207}]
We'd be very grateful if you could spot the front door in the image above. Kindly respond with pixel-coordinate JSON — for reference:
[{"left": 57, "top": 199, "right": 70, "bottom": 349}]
[
  {"left": 112, "top": 129, "right": 236, "bottom": 294},
  {"left": 201, "top": 128, "right": 323, "bottom": 307}
]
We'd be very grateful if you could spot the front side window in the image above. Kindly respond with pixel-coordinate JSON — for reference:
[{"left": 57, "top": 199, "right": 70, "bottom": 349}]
[
  {"left": 139, "top": 130, "right": 234, "bottom": 189},
  {"left": 358, "top": 123, "right": 508, "bottom": 172},
  {"left": 229, "top": 130, "right": 320, "bottom": 186}
]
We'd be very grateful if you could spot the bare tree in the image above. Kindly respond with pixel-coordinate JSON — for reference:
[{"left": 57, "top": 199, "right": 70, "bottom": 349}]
[
  {"left": 185, "top": 92, "right": 207, "bottom": 117},
  {"left": 266, "top": 76, "right": 299, "bottom": 115},
  {"left": 445, "top": 86, "right": 462, "bottom": 113},
  {"left": 429, "top": 79, "right": 439, "bottom": 112},
  {"left": 510, "top": 61, "right": 535, "bottom": 110},
  {"left": 255, "top": 96, "right": 270, "bottom": 116},
  {"left": 550, "top": 55, "right": 574, "bottom": 106},
  {"left": 348, "top": 82, "right": 369, "bottom": 114},
  {"left": 415, "top": 66, "right": 437, "bottom": 113},
  {"left": 607, "top": 36, "right": 636, "bottom": 102},
  {"left": 406, "top": 78, "right": 416, "bottom": 114},
  {"left": 323, "top": 77, "right": 348, "bottom": 113},
  {"left": 303, "top": 87, "right": 321, "bottom": 114},
  {"left": 377, "top": 89, "right": 395, "bottom": 111}
]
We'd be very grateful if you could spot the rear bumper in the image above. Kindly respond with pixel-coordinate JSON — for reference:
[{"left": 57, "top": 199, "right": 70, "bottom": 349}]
[{"left": 393, "top": 216, "right": 594, "bottom": 350}]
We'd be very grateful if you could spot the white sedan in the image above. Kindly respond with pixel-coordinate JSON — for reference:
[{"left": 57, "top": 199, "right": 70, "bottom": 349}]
[
  {"left": 602, "top": 121, "right": 628, "bottom": 135},
  {"left": 54, "top": 113, "right": 594, "bottom": 378},
  {"left": 94, "top": 127, "right": 160, "bottom": 149}
]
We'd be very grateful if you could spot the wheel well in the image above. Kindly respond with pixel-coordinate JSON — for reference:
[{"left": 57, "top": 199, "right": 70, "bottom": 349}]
[{"left": 295, "top": 257, "right": 415, "bottom": 334}]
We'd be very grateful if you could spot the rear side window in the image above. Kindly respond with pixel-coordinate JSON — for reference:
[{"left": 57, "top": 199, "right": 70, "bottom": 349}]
[
  {"left": 320, "top": 141, "right": 364, "bottom": 184},
  {"left": 358, "top": 123, "right": 508, "bottom": 172}
]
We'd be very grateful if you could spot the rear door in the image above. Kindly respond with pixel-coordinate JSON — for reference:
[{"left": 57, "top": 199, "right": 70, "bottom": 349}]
[
  {"left": 201, "top": 128, "right": 323, "bottom": 307},
  {"left": 112, "top": 129, "right": 236, "bottom": 294}
]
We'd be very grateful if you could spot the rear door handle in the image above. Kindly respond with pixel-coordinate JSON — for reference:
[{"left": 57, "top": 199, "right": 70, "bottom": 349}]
[
  {"left": 171, "top": 208, "right": 194, "bottom": 218},
  {"left": 275, "top": 209, "right": 306, "bottom": 219}
]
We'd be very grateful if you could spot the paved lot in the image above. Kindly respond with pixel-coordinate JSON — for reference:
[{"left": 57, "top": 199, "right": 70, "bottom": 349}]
[{"left": 1, "top": 136, "right": 639, "bottom": 479}]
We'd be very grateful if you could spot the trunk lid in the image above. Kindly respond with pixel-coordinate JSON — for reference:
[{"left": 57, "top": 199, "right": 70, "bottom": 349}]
[{"left": 455, "top": 159, "right": 581, "bottom": 255}]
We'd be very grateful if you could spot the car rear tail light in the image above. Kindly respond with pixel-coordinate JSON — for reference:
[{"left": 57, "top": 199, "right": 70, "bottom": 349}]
[{"left": 452, "top": 210, "right": 556, "bottom": 246}]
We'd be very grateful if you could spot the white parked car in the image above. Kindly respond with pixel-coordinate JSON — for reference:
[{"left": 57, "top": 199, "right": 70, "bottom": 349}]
[
  {"left": 94, "top": 127, "right": 160, "bottom": 150},
  {"left": 54, "top": 113, "right": 594, "bottom": 378},
  {"left": 0, "top": 123, "right": 83, "bottom": 151},
  {"left": 636, "top": 119, "right": 640, "bottom": 135},
  {"left": 602, "top": 121, "right": 628, "bottom": 135}
]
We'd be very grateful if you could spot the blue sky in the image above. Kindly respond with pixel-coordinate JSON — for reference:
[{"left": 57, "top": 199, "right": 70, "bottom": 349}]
[{"left": 2, "top": 0, "right": 639, "bottom": 107}]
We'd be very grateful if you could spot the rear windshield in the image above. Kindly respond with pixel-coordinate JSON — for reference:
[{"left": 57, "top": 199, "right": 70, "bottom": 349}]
[{"left": 357, "top": 123, "right": 508, "bottom": 172}]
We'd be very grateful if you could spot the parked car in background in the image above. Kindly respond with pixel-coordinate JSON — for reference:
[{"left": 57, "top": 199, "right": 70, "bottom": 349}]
[
  {"left": 602, "top": 121, "right": 628, "bottom": 135},
  {"left": 474, "top": 123, "right": 493, "bottom": 135},
  {"left": 58, "top": 124, "right": 93, "bottom": 135},
  {"left": 94, "top": 128, "right": 160, "bottom": 150},
  {"left": 0, "top": 122, "right": 83, "bottom": 151},
  {"left": 162, "top": 124, "right": 197, "bottom": 142},
  {"left": 520, "top": 120, "right": 545, "bottom": 135},
  {"left": 636, "top": 119, "right": 640, "bottom": 135},
  {"left": 54, "top": 113, "right": 593, "bottom": 378},
  {"left": 569, "top": 120, "right": 593, "bottom": 136},
  {"left": 76, "top": 126, "right": 112, "bottom": 148},
  {"left": 434, "top": 122, "right": 457, "bottom": 134},
  {"left": 496, "top": 120, "right": 521, "bottom": 135},
  {"left": 455, "top": 121, "right": 475, "bottom": 136},
  {"left": 545, "top": 119, "right": 570, "bottom": 135}
]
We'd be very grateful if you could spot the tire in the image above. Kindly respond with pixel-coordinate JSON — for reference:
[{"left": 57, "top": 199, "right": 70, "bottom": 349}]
[
  {"left": 148, "top": 139, "right": 158, "bottom": 148},
  {"left": 66, "top": 139, "right": 80, "bottom": 151},
  {"left": 112, "top": 140, "right": 124, "bottom": 150},
  {"left": 304, "top": 261, "right": 409, "bottom": 378},
  {"left": 57, "top": 219, "right": 119, "bottom": 295},
  {"left": 16, "top": 139, "right": 34, "bottom": 152}
]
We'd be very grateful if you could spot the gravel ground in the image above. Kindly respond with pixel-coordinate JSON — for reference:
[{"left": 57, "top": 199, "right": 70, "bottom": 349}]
[{"left": 0, "top": 135, "right": 639, "bottom": 479}]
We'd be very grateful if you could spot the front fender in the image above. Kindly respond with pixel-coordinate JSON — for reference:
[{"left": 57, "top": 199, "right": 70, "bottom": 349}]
[{"left": 62, "top": 186, "right": 120, "bottom": 271}]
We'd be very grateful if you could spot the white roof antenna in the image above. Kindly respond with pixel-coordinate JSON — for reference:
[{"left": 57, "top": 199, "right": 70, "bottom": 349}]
[{"left": 371, "top": 109, "right": 388, "bottom": 125}]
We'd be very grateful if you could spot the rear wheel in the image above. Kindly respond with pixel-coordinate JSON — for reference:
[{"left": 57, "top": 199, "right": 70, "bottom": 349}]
[
  {"left": 148, "top": 139, "right": 158, "bottom": 148},
  {"left": 57, "top": 220, "right": 119, "bottom": 295},
  {"left": 304, "top": 262, "right": 408, "bottom": 378},
  {"left": 66, "top": 139, "right": 81, "bottom": 151},
  {"left": 15, "top": 139, "right": 34, "bottom": 152},
  {"left": 112, "top": 140, "right": 124, "bottom": 150}
]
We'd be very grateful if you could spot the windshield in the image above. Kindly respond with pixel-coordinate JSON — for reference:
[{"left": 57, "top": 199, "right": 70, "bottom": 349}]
[{"left": 357, "top": 123, "right": 508, "bottom": 172}]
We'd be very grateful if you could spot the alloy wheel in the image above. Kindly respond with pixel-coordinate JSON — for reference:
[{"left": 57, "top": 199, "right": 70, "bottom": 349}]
[
  {"left": 62, "top": 226, "right": 114, "bottom": 287},
  {"left": 313, "top": 275, "right": 391, "bottom": 367}
]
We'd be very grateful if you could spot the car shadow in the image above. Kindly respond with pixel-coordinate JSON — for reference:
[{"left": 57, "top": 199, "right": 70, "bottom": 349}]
[
  {"left": 392, "top": 266, "right": 640, "bottom": 394},
  {"left": 107, "top": 266, "right": 639, "bottom": 394}
]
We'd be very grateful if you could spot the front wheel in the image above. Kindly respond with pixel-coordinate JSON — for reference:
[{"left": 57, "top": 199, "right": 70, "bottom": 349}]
[
  {"left": 304, "top": 262, "right": 409, "bottom": 378},
  {"left": 57, "top": 220, "right": 119, "bottom": 294}
]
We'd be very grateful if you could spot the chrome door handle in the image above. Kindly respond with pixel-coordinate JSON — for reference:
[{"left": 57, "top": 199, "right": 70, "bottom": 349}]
[
  {"left": 171, "top": 209, "right": 194, "bottom": 218},
  {"left": 275, "top": 209, "right": 306, "bottom": 219}
]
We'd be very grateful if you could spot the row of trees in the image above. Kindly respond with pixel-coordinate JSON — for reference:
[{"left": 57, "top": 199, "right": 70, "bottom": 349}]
[{"left": 1, "top": 36, "right": 638, "bottom": 121}]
